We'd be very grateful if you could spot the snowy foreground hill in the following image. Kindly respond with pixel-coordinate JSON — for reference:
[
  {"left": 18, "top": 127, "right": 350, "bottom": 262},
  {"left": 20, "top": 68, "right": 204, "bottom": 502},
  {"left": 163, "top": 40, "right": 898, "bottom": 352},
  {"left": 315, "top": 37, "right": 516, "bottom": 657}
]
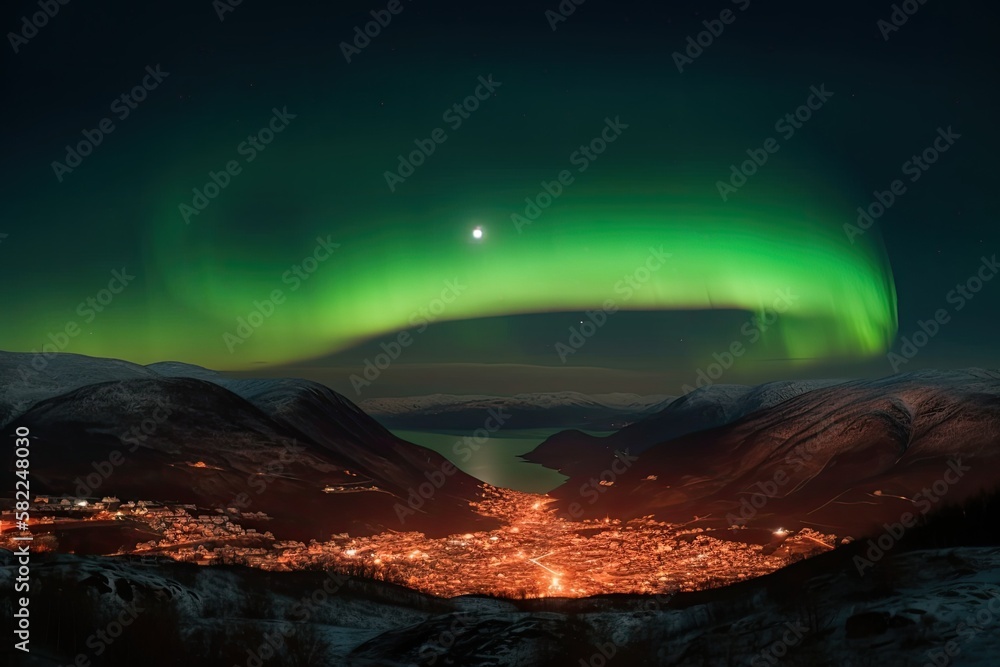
[{"left": 4, "top": 541, "right": 1000, "bottom": 666}]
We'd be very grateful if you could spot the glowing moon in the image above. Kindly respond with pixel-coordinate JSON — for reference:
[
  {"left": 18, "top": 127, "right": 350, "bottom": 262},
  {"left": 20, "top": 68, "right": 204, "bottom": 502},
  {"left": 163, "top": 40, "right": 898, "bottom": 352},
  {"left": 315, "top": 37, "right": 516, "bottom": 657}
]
[{"left": 472, "top": 226, "right": 484, "bottom": 240}]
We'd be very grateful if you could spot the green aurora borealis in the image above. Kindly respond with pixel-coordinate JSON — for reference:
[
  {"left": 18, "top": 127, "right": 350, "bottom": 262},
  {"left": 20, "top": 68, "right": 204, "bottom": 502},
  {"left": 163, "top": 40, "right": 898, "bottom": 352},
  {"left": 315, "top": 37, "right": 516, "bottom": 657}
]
[
  {"left": 17, "top": 0, "right": 1000, "bottom": 386},
  {"left": 158, "top": 176, "right": 898, "bottom": 369},
  {"left": 7, "top": 139, "right": 898, "bottom": 369}
]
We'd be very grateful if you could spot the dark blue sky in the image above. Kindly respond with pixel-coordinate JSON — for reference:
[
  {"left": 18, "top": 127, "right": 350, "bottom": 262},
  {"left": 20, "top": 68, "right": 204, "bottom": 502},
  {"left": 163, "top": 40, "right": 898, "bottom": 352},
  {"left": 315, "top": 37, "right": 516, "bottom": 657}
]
[{"left": 2, "top": 0, "right": 997, "bottom": 396}]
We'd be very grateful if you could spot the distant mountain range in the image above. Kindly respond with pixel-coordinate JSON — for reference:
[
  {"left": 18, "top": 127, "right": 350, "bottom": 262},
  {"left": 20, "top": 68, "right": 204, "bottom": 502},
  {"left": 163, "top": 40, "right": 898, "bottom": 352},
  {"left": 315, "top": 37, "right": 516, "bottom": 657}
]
[{"left": 359, "top": 391, "right": 673, "bottom": 431}]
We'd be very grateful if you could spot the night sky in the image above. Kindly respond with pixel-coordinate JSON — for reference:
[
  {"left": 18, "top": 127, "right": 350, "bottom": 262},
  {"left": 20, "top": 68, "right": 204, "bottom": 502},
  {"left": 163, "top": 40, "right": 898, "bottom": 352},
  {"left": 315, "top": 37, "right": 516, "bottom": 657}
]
[{"left": 2, "top": 0, "right": 997, "bottom": 397}]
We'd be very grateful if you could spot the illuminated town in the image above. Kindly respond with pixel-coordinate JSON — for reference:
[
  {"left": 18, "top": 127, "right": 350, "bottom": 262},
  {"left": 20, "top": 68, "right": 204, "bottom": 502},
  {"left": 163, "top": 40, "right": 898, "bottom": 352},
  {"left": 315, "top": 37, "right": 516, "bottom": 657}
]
[{"left": 2, "top": 486, "right": 836, "bottom": 599}]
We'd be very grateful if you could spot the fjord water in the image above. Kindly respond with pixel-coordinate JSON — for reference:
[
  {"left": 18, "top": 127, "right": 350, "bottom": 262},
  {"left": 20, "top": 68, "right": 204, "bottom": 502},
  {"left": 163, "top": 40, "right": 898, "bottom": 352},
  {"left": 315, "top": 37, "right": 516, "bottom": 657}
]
[{"left": 394, "top": 428, "right": 615, "bottom": 493}]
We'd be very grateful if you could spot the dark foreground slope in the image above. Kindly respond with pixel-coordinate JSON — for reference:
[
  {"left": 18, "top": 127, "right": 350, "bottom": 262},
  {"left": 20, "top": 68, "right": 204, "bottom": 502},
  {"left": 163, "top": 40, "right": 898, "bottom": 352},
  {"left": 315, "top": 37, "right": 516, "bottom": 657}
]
[{"left": 4, "top": 526, "right": 1000, "bottom": 666}]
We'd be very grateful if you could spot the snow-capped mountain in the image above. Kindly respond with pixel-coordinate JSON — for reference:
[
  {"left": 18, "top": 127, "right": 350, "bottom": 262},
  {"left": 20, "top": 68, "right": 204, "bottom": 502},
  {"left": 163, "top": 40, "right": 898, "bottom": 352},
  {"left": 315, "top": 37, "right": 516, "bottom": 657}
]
[
  {"left": 542, "top": 369, "right": 1000, "bottom": 536},
  {"left": 0, "top": 352, "right": 493, "bottom": 539}
]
